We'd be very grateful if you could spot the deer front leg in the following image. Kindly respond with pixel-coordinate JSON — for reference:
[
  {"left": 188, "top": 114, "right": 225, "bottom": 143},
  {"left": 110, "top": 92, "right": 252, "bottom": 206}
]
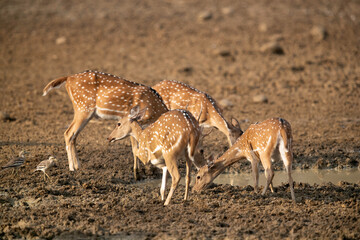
[
  {"left": 130, "top": 136, "right": 140, "bottom": 180},
  {"left": 160, "top": 167, "right": 168, "bottom": 201},
  {"left": 184, "top": 156, "right": 192, "bottom": 201},
  {"left": 164, "top": 156, "right": 181, "bottom": 206}
]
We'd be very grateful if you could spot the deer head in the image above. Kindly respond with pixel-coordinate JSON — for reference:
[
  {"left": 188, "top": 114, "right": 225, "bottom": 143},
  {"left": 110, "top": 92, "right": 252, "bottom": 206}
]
[
  {"left": 108, "top": 106, "right": 147, "bottom": 142},
  {"left": 192, "top": 154, "right": 218, "bottom": 192}
]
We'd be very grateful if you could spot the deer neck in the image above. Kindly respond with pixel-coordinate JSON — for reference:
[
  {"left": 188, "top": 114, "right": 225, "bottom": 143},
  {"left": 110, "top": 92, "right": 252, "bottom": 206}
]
[
  {"left": 209, "top": 143, "right": 246, "bottom": 178},
  {"left": 129, "top": 121, "right": 151, "bottom": 163},
  {"left": 208, "top": 105, "right": 233, "bottom": 144},
  {"left": 130, "top": 121, "right": 144, "bottom": 143}
]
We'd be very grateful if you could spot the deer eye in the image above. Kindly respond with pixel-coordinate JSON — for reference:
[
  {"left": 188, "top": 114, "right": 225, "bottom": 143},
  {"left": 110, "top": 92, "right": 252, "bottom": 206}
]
[
  {"left": 197, "top": 176, "right": 201, "bottom": 180},
  {"left": 117, "top": 123, "right": 121, "bottom": 127}
]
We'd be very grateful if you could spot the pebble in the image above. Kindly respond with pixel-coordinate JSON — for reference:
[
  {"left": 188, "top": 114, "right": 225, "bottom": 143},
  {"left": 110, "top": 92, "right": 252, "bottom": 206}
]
[
  {"left": 56, "top": 36, "right": 67, "bottom": 45},
  {"left": 252, "top": 94, "right": 268, "bottom": 103},
  {"left": 259, "top": 42, "right": 284, "bottom": 55},
  {"left": 221, "top": 7, "right": 234, "bottom": 15},
  {"left": 219, "top": 99, "right": 233, "bottom": 108},
  {"left": 178, "top": 66, "right": 193, "bottom": 74},
  {"left": 198, "top": 11, "right": 213, "bottom": 21},
  {"left": 212, "top": 48, "right": 231, "bottom": 57},
  {"left": 269, "top": 34, "right": 284, "bottom": 42},
  {"left": 310, "top": 26, "right": 328, "bottom": 41},
  {"left": 0, "top": 111, "right": 15, "bottom": 122},
  {"left": 258, "top": 23, "right": 268, "bottom": 32}
]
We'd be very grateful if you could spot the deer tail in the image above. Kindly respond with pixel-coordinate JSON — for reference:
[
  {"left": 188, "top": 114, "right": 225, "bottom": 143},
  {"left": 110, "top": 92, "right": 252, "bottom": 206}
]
[
  {"left": 42, "top": 76, "right": 67, "bottom": 96},
  {"left": 279, "top": 118, "right": 292, "bottom": 151}
]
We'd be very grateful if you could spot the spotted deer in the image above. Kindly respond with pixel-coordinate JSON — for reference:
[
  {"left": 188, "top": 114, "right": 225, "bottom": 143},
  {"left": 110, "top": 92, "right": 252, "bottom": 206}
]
[
  {"left": 108, "top": 106, "right": 205, "bottom": 205},
  {"left": 193, "top": 118, "right": 296, "bottom": 202},
  {"left": 43, "top": 70, "right": 168, "bottom": 172},
  {"left": 152, "top": 80, "right": 242, "bottom": 146}
]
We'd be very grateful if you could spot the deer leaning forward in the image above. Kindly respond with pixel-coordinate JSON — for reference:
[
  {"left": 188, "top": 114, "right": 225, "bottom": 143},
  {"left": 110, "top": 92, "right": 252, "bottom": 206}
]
[
  {"left": 153, "top": 80, "right": 242, "bottom": 146},
  {"left": 193, "top": 118, "right": 296, "bottom": 202},
  {"left": 108, "top": 106, "right": 205, "bottom": 205},
  {"left": 43, "top": 70, "right": 168, "bottom": 172}
]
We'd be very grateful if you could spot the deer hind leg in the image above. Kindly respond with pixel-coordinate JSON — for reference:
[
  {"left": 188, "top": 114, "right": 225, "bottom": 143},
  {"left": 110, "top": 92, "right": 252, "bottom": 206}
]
[
  {"left": 64, "top": 111, "right": 94, "bottom": 171},
  {"left": 163, "top": 154, "right": 181, "bottom": 206},
  {"left": 130, "top": 136, "right": 140, "bottom": 180},
  {"left": 249, "top": 152, "right": 260, "bottom": 193},
  {"left": 270, "top": 147, "right": 281, "bottom": 193},
  {"left": 279, "top": 140, "right": 296, "bottom": 202},
  {"left": 260, "top": 153, "right": 274, "bottom": 196}
]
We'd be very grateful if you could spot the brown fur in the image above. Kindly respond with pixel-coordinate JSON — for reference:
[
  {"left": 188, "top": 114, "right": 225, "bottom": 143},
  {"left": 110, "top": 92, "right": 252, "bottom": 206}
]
[{"left": 193, "top": 118, "right": 296, "bottom": 202}]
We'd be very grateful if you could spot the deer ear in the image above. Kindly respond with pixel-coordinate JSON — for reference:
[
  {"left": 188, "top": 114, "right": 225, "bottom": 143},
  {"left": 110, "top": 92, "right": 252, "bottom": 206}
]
[
  {"left": 231, "top": 117, "right": 241, "bottom": 129},
  {"left": 129, "top": 106, "right": 140, "bottom": 119},
  {"left": 129, "top": 106, "right": 147, "bottom": 121},
  {"left": 137, "top": 107, "right": 147, "bottom": 120}
]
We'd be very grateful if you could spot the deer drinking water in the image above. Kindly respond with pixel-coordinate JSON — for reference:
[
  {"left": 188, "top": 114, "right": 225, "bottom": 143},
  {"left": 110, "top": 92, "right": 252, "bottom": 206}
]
[
  {"left": 153, "top": 80, "right": 242, "bottom": 146},
  {"left": 193, "top": 118, "right": 296, "bottom": 202},
  {"left": 108, "top": 106, "right": 205, "bottom": 205},
  {"left": 43, "top": 70, "right": 168, "bottom": 173}
]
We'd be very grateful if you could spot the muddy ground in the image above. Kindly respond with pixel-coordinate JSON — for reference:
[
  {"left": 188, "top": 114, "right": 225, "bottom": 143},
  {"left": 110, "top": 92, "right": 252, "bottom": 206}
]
[{"left": 0, "top": 0, "right": 359, "bottom": 239}]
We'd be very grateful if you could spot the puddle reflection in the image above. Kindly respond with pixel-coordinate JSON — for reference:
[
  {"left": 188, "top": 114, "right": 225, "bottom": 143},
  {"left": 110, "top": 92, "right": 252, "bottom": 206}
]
[
  {"left": 133, "top": 168, "right": 360, "bottom": 188},
  {"left": 214, "top": 168, "right": 360, "bottom": 187}
]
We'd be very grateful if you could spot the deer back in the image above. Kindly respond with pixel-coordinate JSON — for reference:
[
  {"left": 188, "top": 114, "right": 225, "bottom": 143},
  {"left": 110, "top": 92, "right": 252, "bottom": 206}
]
[
  {"left": 137, "top": 109, "right": 202, "bottom": 162},
  {"left": 153, "top": 80, "right": 224, "bottom": 123},
  {"left": 65, "top": 70, "right": 168, "bottom": 125},
  {"left": 240, "top": 118, "right": 292, "bottom": 154}
]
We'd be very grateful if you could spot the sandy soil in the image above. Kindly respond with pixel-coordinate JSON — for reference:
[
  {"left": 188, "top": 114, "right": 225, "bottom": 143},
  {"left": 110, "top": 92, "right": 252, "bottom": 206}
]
[{"left": 0, "top": 0, "right": 359, "bottom": 239}]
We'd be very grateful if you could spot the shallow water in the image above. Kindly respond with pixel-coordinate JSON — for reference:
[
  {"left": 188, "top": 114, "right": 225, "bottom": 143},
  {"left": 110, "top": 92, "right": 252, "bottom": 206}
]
[
  {"left": 213, "top": 168, "right": 360, "bottom": 187},
  {"left": 135, "top": 168, "right": 360, "bottom": 188}
]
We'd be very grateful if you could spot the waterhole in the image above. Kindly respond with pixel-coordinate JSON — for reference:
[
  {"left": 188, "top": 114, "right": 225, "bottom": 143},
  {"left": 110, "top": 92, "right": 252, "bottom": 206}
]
[{"left": 134, "top": 168, "right": 359, "bottom": 188}]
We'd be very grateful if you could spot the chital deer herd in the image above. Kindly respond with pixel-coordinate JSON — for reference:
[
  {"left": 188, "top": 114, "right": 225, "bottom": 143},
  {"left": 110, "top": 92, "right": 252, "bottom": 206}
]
[
  {"left": 43, "top": 70, "right": 168, "bottom": 174},
  {"left": 43, "top": 70, "right": 296, "bottom": 204}
]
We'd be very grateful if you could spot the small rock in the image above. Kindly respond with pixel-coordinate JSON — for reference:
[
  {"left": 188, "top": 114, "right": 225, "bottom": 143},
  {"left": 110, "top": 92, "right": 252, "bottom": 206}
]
[
  {"left": 258, "top": 23, "right": 268, "bottom": 32},
  {"left": 56, "top": 36, "right": 67, "bottom": 45},
  {"left": 178, "top": 66, "right": 193, "bottom": 75},
  {"left": 269, "top": 34, "right": 284, "bottom": 42},
  {"left": 315, "top": 157, "right": 326, "bottom": 169},
  {"left": 16, "top": 220, "right": 30, "bottom": 230},
  {"left": 252, "top": 94, "right": 268, "bottom": 103},
  {"left": 244, "top": 185, "right": 254, "bottom": 191},
  {"left": 198, "top": 11, "right": 212, "bottom": 21},
  {"left": 212, "top": 48, "right": 231, "bottom": 57},
  {"left": 1, "top": 112, "right": 10, "bottom": 121},
  {"left": 291, "top": 66, "right": 305, "bottom": 72},
  {"left": 219, "top": 99, "right": 233, "bottom": 108},
  {"left": 260, "top": 42, "right": 284, "bottom": 55},
  {"left": 221, "top": 7, "right": 234, "bottom": 15},
  {"left": 3, "top": 225, "right": 10, "bottom": 233},
  {"left": 0, "top": 111, "right": 15, "bottom": 122},
  {"left": 346, "top": 158, "right": 358, "bottom": 167},
  {"left": 310, "top": 26, "right": 328, "bottom": 41}
]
